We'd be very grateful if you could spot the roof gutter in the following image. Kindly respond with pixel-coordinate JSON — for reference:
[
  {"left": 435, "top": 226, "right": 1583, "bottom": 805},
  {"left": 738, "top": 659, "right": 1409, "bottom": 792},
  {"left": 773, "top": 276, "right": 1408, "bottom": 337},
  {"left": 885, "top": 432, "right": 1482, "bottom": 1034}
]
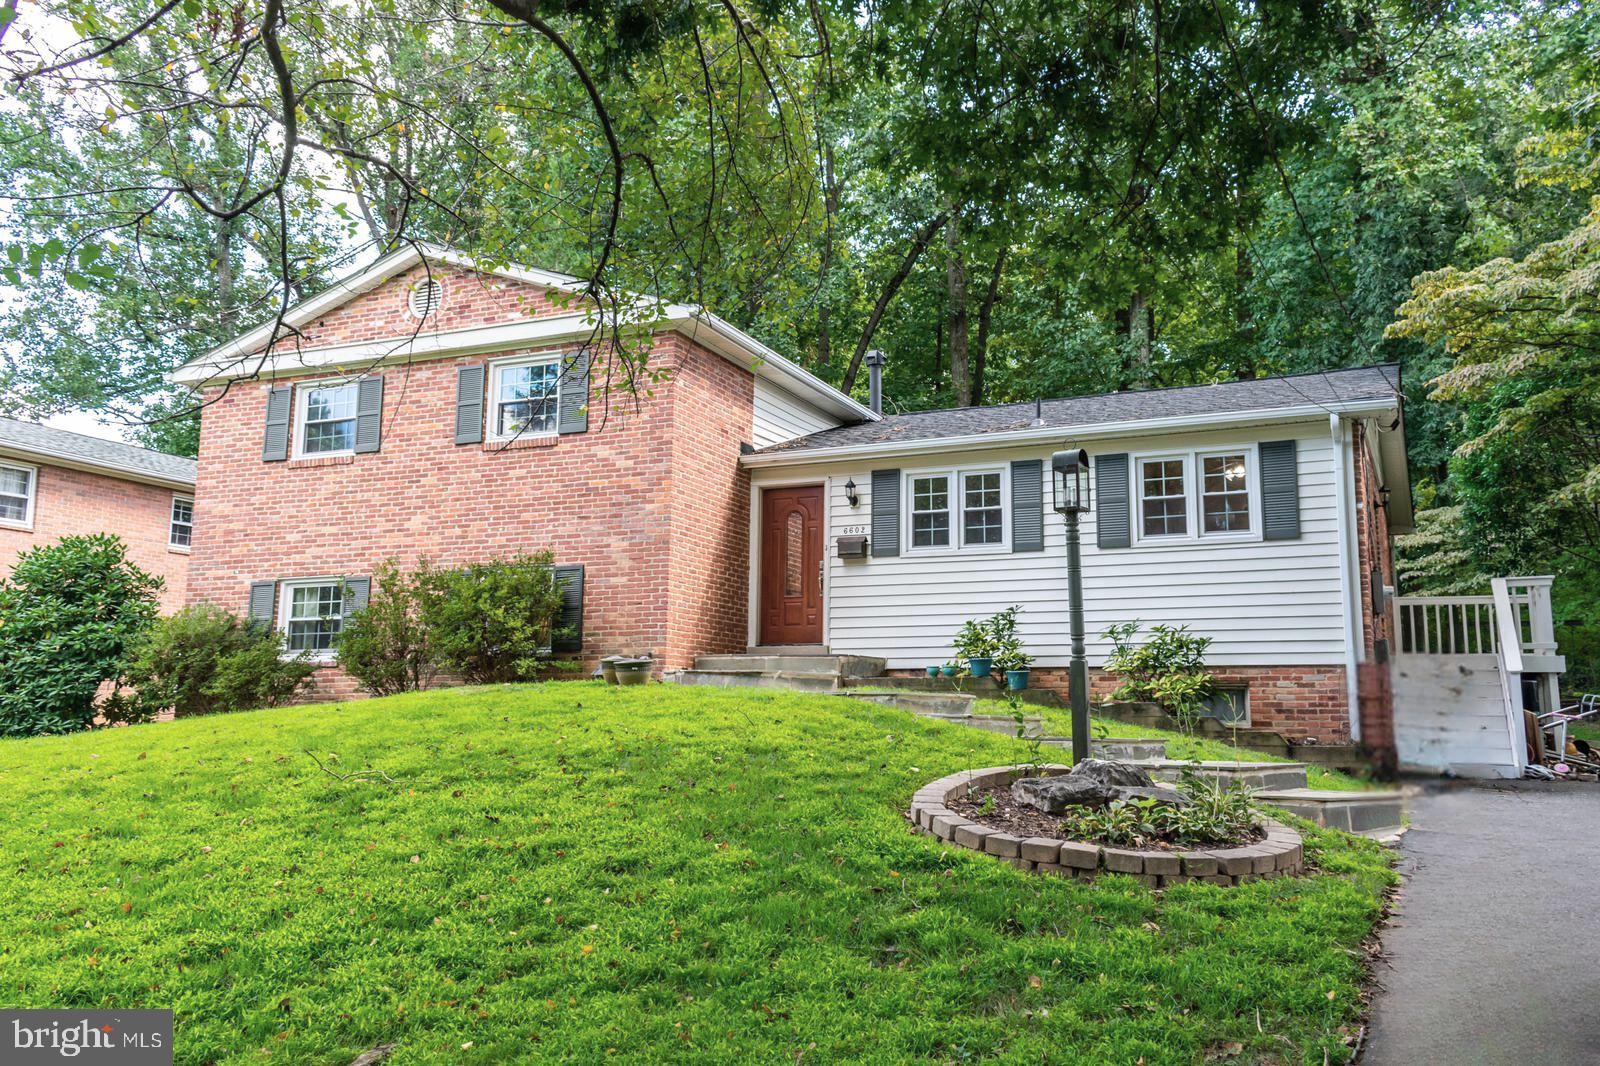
[
  {"left": 0, "top": 444, "right": 196, "bottom": 491},
  {"left": 740, "top": 398, "right": 1402, "bottom": 468}
]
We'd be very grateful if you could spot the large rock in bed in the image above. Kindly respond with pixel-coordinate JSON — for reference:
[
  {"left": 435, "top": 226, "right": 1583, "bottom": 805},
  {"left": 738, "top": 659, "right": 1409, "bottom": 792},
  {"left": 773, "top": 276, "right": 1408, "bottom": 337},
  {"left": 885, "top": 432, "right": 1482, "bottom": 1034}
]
[{"left": 1011, "top": 759, "right": 1189, "bottom": 812}]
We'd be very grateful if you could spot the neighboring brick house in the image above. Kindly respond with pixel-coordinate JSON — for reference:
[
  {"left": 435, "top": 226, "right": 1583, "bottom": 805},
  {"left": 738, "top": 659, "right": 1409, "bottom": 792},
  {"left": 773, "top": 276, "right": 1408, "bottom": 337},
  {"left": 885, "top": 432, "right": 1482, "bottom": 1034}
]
[
  {"left": 174, "top": 244, "right": 1413, "bottom": 752},
  {"left": 0, "top": 418, "right": 196, "bottom": 611}
]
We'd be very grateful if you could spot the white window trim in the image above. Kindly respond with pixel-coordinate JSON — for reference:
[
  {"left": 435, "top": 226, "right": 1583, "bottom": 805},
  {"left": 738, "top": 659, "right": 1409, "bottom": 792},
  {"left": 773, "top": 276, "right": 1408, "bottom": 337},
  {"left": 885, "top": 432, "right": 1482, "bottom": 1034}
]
[
  {"left": 277, "top": 577, "right": 348, "bottom": 662},
  {"left": 0, "top": 459, "right": 36, "bottom": 531},
  {"left": 1130, "top": 444, "right": 1260, "bottom": 545},
  {"left": 486, "top": 352, "right": 563, "bottom": 442},
  {"left": 902, "top": 464, "right": 1011, "bottom": 555},
  {"left": 168, "top": 494, "right": 194, "bottom": 553},
  {"left": 290, "top": 377, "right": 361, "bottom": 460}
]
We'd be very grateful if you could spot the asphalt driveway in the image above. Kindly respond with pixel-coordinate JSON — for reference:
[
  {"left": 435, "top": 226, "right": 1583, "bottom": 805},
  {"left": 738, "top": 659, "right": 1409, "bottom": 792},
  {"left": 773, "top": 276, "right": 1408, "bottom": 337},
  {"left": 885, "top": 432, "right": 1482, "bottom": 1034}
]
[{"left": 1363, "top": 779, "right": 1600, "bottom": 1065}]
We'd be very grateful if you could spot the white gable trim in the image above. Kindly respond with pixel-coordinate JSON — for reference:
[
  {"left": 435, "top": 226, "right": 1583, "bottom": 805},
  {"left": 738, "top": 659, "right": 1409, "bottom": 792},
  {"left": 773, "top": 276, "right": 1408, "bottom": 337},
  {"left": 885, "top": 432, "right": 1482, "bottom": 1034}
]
[{"left": 171, "top": 243, "right": 875, "bottom": 423}]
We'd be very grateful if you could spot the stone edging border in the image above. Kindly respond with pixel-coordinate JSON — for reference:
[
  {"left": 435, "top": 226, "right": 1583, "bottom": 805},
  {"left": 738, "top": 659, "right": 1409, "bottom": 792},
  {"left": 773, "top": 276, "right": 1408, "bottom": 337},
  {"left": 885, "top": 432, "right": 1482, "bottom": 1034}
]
[{"left": 908, "top": 764, "right": 1304, "bottom": 888}]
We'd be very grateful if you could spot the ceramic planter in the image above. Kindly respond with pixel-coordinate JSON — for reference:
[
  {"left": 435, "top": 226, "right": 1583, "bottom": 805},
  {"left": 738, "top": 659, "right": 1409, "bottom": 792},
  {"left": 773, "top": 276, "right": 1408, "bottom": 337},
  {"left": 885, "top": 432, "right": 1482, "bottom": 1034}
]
[
  {"left": 613, "top": 658, "right": 652, "bottom": 686},
  {"left": 925, "top": 665, "right": 940, "bottom": 678},
  {"left": 1005, "top": 669, "right": 1030, "bottom": 691},
  {"left": 967, "top": 657, "right": 993, "bottom": 678},
  {"left": 599, "top": 655, "right": 629, "bottom": 684},
  {"left": 940, "top": 665, "right": 958, "bottom": 678}
]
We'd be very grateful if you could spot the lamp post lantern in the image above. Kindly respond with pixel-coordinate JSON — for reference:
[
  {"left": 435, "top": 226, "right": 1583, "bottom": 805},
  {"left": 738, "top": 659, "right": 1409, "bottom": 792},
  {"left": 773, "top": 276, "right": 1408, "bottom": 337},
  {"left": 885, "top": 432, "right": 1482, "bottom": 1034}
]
[{"left": 1051, "top": 448, "right": 1092, "bottom": 763}]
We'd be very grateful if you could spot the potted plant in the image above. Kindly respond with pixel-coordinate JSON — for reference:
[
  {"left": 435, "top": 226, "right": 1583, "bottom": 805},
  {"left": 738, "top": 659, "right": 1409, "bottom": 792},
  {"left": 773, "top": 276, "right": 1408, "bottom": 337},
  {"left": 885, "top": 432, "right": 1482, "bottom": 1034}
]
[
  {"left": 987, "top": 606, "right": 1033, "bottom": 690},
  {"left": 925, "top": 665, "right": 941, "bottom": 678},
  {"left": 612, "top": 657, "right": 653, "bottom": 685},
  {"left": 952, "top": 618, "right": 996, "bottom": 678},
  {"left": 939, "top": 662, "right": 959, "bottom": 677},
  {"left": 599, "top": 655, "right": 630, "bottom": 684}
]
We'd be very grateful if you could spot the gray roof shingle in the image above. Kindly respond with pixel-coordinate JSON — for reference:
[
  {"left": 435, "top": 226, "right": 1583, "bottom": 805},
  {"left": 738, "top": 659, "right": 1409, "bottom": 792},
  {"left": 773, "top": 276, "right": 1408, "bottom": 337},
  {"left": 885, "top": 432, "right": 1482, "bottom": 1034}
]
[
  {"left": 0, "top": 417, "right": 197, "bottom": 486},
  {"left": 756, "top": 365, "right": 1401, "bottom": 454}
]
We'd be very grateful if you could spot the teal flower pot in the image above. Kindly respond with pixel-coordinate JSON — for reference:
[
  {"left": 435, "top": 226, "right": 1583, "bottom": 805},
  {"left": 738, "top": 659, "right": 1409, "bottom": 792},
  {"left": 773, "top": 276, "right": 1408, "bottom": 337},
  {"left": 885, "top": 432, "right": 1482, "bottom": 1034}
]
[
  {"left": 1005, "top": 669, "right": 1030, "bottom": 691},
  {"left": 925, "top": 666, "right": 940, "bottom": 678},
  {"left": 940, "top": 665, "right": 958, "bottom": 677},
  {"left": 967, "top": 657, "right": 993, "bottom": 678}
]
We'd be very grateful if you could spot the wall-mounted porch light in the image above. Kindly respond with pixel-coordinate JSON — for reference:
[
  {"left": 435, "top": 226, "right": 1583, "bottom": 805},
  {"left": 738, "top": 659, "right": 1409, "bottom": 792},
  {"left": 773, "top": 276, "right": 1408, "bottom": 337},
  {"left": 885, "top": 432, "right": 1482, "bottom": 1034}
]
[{"left": 844, "top": 478, "right": 860, "bottom": 508}]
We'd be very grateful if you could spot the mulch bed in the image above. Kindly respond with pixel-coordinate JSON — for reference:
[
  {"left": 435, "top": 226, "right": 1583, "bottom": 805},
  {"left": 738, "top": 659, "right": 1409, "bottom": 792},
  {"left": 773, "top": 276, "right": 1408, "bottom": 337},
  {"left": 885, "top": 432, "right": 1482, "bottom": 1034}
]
[{"left": 947, "top": 784, "right": 1264, "bottom": 851}]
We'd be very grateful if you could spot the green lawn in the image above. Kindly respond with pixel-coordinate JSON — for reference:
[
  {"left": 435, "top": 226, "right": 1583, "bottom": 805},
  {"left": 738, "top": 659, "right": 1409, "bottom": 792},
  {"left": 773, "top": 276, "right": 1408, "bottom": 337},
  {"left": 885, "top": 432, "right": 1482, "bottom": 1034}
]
[
  {"left": 0, "top": 683, "right": 1394, "bottom": 1064},
  {"left": 974, "top": 700, "right": 1378, "bottom": 792}
]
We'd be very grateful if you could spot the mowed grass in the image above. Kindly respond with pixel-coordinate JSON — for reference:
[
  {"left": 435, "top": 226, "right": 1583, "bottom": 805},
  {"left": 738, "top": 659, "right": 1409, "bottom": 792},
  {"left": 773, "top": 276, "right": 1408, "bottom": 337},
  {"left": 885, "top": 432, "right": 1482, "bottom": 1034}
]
[{"left": 0, "top": 683, "right": 1394, "bottom": 1064}]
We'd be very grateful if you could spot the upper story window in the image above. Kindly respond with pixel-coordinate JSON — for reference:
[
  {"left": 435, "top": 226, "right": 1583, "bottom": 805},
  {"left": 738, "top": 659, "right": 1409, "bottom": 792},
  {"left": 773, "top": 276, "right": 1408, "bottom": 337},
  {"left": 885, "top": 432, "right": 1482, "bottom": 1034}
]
[
  {"left": 280, "top": 580, "right": 347, "bottom": 655},
  {"left": 1134, "top": 446, "right": 1258, "bottom": 543},
  {"left": 0, "top": 461, "right": 35, "bottom": 528},
  {"left": 169, "top": 495, "right": 194, "bottom": 550},
  {"left": 906, "top": 466, "right": 1008, "bottom": 552},
  {"left": 296, "top": 381, "right": 359, "bottom": 457},
  {"left": 490, "top": 356, "right": 560, "bottom": 440}
]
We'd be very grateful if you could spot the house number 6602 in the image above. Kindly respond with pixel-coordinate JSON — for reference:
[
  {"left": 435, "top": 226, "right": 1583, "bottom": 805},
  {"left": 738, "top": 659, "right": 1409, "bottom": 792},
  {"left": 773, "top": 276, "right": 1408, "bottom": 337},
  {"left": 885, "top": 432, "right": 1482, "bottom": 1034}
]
[{"left": 839, "top": 525, "right": 868, "bottom": 536}]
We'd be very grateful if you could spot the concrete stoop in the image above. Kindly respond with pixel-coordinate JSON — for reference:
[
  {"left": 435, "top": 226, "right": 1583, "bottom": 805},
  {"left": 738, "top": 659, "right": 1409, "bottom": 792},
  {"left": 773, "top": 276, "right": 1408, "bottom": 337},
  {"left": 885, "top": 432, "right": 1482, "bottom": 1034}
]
[{"left": 1255, "top": 788, "right": 1407, "bottom": 835}]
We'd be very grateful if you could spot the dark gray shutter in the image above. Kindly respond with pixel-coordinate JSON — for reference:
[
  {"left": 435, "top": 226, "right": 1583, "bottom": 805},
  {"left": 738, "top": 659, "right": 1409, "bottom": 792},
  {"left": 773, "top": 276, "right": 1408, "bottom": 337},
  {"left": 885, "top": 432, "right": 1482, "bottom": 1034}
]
[
  {"left": 455, "top": 364, "right": 485, "bottom": 445},
  {"left": 247, "top": 580, "right": 277, "bottom": 628},
  {"left": 1260, "top": 439, "right": 1301, "bottom": 540},
  {"left": 552, "top": 565, "right": 584, "bottom": 653},
  {"left": 1095, "top": 453, "right": 1131, "bottom": 549},
  {"left": 1011, "top": 458, "right": 1044, "bottom": 552},
  {"left": 870, "top": 469, "right": 900, "bottom": 557},
  {"left": 344, "top": 575, "right": 372, "bottom": 613},
  {"left": 262, "top": 385, "right": 292, "bottom": 461},
  {"left": 558, "top": 351, "right": 590, "bottom": 435},
  {"left": 353, "top": 376, "right": 384, "bottom": 454}
]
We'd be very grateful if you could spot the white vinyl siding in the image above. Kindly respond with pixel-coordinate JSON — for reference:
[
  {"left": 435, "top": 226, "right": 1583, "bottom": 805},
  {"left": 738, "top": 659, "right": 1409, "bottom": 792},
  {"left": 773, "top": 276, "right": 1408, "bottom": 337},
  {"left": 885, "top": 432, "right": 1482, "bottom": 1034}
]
[
  {"left": 753, "top": 424, "right": 1346, "bottom": 669},
  {"left": 752, "top": 379, "right": 840, "bottom": 448},
  {"left": 0, "top": 461, "right": 35, "bottom": 528}
]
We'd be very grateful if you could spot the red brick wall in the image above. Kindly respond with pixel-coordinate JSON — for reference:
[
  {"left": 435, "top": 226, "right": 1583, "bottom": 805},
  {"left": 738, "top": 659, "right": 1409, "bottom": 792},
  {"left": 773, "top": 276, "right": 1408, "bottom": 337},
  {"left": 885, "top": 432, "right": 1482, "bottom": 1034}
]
[
  {"left": 0, "top": 460, "right": 189, "bottom": 612},
  {"left": 188, "top": 273, "right": 755, "bottom": 698}
]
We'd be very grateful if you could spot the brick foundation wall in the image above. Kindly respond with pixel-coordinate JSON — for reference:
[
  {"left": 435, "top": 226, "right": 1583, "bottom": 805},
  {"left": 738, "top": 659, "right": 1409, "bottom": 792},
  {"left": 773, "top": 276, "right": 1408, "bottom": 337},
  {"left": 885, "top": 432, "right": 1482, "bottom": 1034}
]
[
  {"left": 188, "top": 268, "right": 755, "bottom": 701},
  {"left": 0, "top": 460, "right": 189, "bottom": 612}
]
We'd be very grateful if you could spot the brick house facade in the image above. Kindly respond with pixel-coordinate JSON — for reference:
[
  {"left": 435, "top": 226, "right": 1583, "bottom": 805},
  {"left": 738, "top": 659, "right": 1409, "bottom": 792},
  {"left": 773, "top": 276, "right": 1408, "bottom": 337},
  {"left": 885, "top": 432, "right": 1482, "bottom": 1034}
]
[{"left": 0, "top": 419, "right": 195, "bottom": 612}]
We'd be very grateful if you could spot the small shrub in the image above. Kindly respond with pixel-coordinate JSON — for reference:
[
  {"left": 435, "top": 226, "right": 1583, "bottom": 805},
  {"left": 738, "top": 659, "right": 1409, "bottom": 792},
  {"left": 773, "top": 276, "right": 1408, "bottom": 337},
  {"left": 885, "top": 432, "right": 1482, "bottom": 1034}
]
[
  {"left": 1102, "top": 621, "right": 1214, "bottom": 732},
  {"left": 338, "top": 559, "right": 436, "bottom": 696},
  {"left": 114, "top": 604, "right": 315, "bottom": 719},
  {"left": 0, "top": 534, "right": 162, "bottom": 737},
  {"left": 1059, "top": 772, "right": 1258, "bottom": 848},
  {"left": 952, "top": 618, "right": 997, "bottom": 662},
  {"left": 419, "top": 552, "right": 575, "bottom": 684},
  {"left": 985, "top": 606, "right": 1033, "bottom": 674}
]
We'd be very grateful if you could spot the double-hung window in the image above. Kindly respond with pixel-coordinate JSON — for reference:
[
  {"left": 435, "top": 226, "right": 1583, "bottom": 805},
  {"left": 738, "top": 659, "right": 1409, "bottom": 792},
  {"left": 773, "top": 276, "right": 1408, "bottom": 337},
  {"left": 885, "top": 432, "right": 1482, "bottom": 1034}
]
[
  {"left": 0, "top": 462, "right": 35, "bottom": 527},
  {"left": 281, "top": 580, "right": 348, "bottom": 655},
  {"left": 296, "top": 381, "right": 359, "bottom": 456},
  {"left": 169, "top": 495, "right": 194, "bottom": 549},
  {"left": 907, "top": 466, "right": 1008, "bottom": 551},
  {"left": 1134, "top": 447, "right": 1257, "bottom": 542},
  {"left": 490, "top": 356, "right": 560, "bottom": 440}
]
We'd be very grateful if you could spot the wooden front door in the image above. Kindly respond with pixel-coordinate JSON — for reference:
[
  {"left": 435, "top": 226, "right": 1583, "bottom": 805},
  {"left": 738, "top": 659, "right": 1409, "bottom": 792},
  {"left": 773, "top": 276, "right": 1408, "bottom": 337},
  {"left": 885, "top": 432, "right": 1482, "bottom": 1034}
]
[{"left": 759, "top": 485, "right": 824, "bottom": 646}]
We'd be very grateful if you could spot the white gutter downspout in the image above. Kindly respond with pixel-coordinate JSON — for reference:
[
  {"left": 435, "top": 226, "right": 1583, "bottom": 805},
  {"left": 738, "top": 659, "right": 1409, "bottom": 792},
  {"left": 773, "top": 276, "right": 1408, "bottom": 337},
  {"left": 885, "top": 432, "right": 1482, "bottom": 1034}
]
[{"left": 1330, "top": 413, "right": 1362, "bottom": 743}]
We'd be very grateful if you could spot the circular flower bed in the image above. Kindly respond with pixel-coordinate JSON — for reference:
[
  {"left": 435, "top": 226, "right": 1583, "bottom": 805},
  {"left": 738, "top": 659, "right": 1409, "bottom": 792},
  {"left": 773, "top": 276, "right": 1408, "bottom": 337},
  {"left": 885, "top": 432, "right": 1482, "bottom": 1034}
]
[{"left": 908, "top": 764, "right": 1303, "bottom": 887}]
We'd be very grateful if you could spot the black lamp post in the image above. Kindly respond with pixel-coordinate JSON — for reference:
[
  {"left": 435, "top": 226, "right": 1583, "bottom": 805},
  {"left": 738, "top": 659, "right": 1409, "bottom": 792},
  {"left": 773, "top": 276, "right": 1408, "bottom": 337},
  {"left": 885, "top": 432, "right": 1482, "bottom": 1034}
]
[{"left": 1051, "top": 448, "right": 1092, "bottom": 763}]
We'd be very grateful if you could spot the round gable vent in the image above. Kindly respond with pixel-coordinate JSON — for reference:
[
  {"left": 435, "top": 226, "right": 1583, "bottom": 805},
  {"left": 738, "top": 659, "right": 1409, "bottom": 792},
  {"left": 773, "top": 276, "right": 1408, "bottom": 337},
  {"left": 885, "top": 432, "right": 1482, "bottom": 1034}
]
[{"left": 409, "top": 278, "right": 444, "bottom": 318}]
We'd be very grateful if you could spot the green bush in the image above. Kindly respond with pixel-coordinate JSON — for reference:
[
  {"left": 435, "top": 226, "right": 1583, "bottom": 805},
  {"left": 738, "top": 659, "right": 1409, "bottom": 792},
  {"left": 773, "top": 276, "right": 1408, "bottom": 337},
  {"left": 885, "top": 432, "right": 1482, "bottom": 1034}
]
[
  {"left": 113, "top": 603, "right": 316, "bottom": 719},
  {"left": 417, "top": 552, "right": 574, "bottom": 684},
  {"left": 338, "top": 559, "right": 436, "bottom": 697},
  {"left": 1102, "top": 620, "right": 1214, "bottom": 731},
  {"left": 985, "top": 605, "right": 1033, "bottom": 673},
  {"left": 1059, "top": 771, "right": 1258, "bottom": 848},
  {"left": 0, "top": 534, "right": 162, "bottom": 737}
]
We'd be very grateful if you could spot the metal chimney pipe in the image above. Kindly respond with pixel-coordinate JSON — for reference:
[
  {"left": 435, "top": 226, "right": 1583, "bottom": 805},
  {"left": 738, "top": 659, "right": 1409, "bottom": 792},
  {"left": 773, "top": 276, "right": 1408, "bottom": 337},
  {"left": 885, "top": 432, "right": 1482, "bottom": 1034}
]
[{"left": 864, "top": 349, "right": 887, "bottom": 415}]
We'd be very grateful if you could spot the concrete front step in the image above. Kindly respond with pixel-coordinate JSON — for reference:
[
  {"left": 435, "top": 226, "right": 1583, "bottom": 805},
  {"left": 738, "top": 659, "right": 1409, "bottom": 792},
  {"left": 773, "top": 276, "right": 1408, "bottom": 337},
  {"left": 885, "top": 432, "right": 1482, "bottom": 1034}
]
[
  {"left": 1256, "top": 788, "right": 1406, "bottom": 835},
  {"left": 839, "top": 675, "right": 1064, "bottom": 707},
  {"left": 1130, "top": 759, "right": 1310, "bottom": 791},
  {"left": 846, "top": 690, "right": 978, "bottom": 716},
  {"left": 1038, "top": 737, "right": 1168, "bottom": 761},
  {"left": 696, "top": 653, "right": 888, "bottom": 676},
  {"left": 671, "top": 669, "right": 845, "bottom": 693}
]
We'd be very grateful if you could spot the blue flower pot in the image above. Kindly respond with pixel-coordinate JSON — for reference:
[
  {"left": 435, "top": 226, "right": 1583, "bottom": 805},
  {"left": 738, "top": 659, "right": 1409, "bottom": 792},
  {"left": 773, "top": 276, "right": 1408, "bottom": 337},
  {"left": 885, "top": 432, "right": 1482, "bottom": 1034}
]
[
  {"left": 940, "top": 665, "right": 958, "bottom": 677},
  {"left": 967, "top": 657, "right": 993, "bottom": 678},
  {"left": 1005, "top": 669, "right": 1030, "bottom": 691},
  {"left": 925, "top": 665, "right": 940, "bottom": 678}
]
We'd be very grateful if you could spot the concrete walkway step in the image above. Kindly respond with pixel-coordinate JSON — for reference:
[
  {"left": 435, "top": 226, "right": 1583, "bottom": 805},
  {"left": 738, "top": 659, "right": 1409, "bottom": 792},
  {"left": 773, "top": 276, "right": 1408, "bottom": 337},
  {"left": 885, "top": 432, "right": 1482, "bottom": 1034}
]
[
  {"left": 1255, "top": 787, "right": 1406, "bottom": 835},
  {"left": 840, "top": 675, "right": 1064, "bottom": 707},
  {"left": 1129, "top": 759, "right": 1310, "bottom": 791},
  {"left": 671, "top": 669, "right": 845, "bottom": 693},
  {"left": 694, "top": 653, "right": 888, "bottom": 676},
  {"left": 1037, "top": 736, "right": 1168, "bottom": 761}
]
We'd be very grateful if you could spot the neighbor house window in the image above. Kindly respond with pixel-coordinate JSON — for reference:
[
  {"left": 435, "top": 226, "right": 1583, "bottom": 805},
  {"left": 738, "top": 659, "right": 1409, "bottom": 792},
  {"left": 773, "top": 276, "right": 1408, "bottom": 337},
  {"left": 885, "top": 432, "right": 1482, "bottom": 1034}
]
[
  {"left": 280, "top": 580, "right": 347, "bottom": 654},
  {"left": 490, "top": 356, "right": 560, "bottom": 439},
  {"left": 906, "top": 466, "right": 1008, "bottom": 551},
  {"left": 169, "top": 495, "right": 194, "bottom": 549},
  {"left": 1139, "top": 457, "right": 1188, "bottom": 537},
  {"left": 1200, "top": 452, "right": 1251, "bottom": 534},
  {"left": 910, "top": 474, "right": 951, "bottom": 548},
  {"left": 296, "top": 381, "right": 359, "bottom": 456},
  {"left": 0, "top": 462, "right": 34, "bottom": 527}
]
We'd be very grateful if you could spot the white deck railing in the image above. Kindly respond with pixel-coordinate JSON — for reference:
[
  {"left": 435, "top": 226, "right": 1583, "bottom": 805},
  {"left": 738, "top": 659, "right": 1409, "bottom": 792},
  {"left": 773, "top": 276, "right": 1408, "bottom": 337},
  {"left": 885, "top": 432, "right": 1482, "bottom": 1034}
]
[{"left": 1393, "top": 576, "right": 1558, "bottom": 665}]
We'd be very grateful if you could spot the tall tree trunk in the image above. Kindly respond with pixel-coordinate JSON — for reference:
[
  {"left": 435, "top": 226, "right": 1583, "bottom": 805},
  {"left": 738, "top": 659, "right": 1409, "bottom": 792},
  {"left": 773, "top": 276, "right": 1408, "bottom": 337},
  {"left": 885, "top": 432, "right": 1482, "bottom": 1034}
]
[
  {"left": 842, "top": 210, "right": 950, "bottom": 393},
  {"left": 1126, "top": 288, "right": 1151, "bottom": 388},
  {"left": 1234, "top": 211, "right": 1256, "bottom": 380},
  {"left": 815, "top": 144, "right": 838, "bottom": 370},
  {"left": 945, "top": 203, "right": 971, "bottom": 406},
  {"left": 216, "top": 221, "right": 236, "bottom": 333},
  {"left": 972, "top": 246, "right": 1006, "bottom": 407}
]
